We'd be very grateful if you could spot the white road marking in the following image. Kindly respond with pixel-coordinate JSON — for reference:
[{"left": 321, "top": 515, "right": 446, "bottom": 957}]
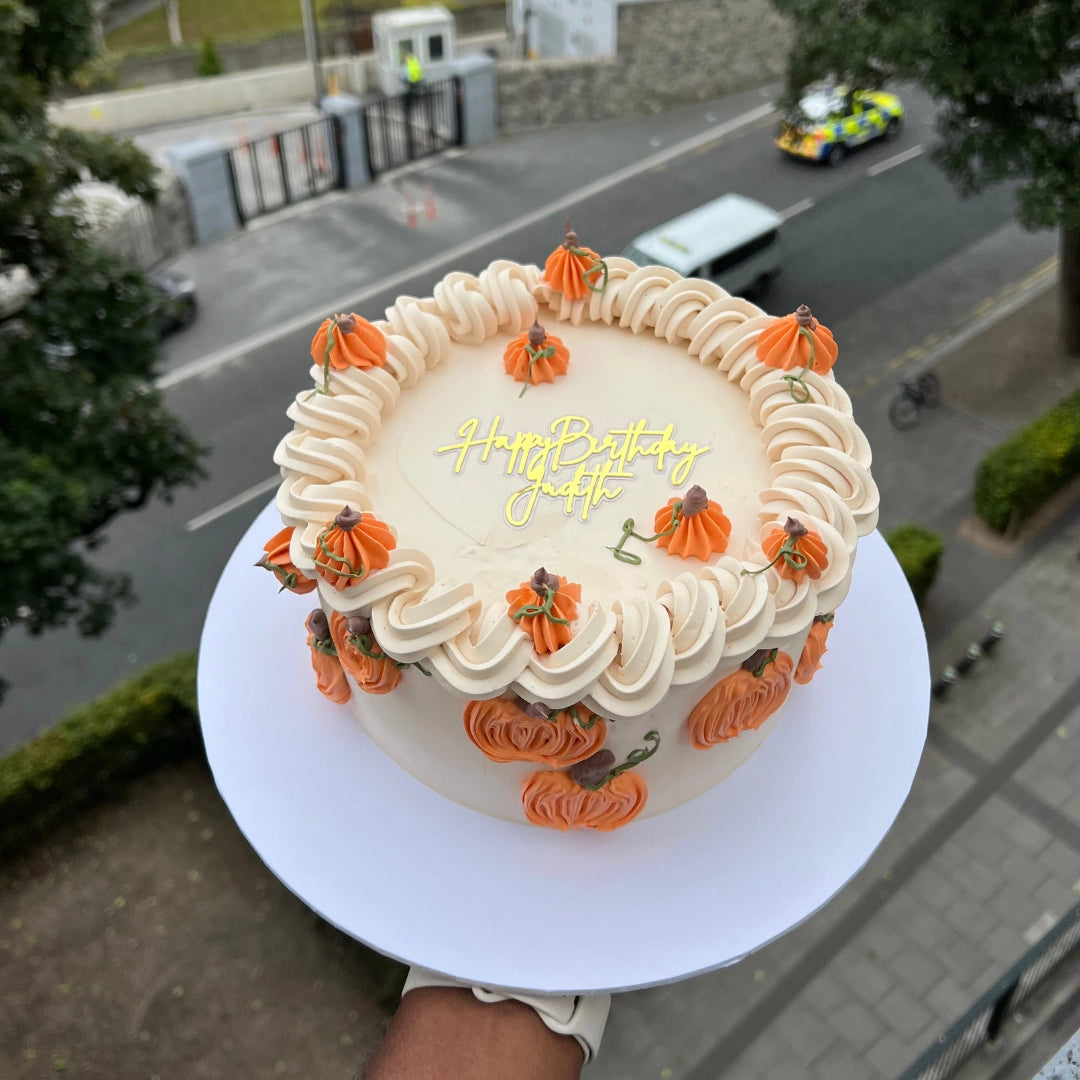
[
  {"left": 781, "top": 197, "right": 814, "bottom": 219},
  {"left": 185, "top": 474, "right": 279, "bottom": 532},
  {"left": 867, "top": 144, "right": 924, "bottom": 177},
  {"left": 157, "top": 101, "right": 778, "bottom": 391}
]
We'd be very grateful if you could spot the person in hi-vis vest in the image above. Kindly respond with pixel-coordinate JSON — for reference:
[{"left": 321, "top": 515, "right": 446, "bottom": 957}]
[{"left": 400, "top": 46, "right": 424, "bottom": 150}]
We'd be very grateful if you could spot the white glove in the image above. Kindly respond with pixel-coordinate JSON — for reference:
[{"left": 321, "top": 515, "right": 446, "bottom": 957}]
[{"left": 401, "top": 966, "right": 612, "bottom": 1064}]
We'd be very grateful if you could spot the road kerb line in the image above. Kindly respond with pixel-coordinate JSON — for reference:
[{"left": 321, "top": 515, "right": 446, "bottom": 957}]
[
  {"left": 850, "top": 259, "right": 1059, "bottom": 398},
  {"left": 157, "top": 102, "right": 778, "bottom": 391},
  {"left": 867, "top": 144, "right": 924, "bottom": 177},
  {"left": 185, "top": 475, "right": 279, "bottom": 532}
]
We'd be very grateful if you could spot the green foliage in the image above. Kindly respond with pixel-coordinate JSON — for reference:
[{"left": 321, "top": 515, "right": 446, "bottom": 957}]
[
  {"left": 195, "top": 35, "right": 223, "bottom": 77},
  {"left": 973, "top": 387, "right": 1080, "bottom": 534},
  {"left": 69, "top": 52, "right": 119, "bottom": 94},
  {"left": 771, "top": 0, "right": 1080, "bottom": 231},
  {"left": 885, "top": 523, "right": 945, "bottom": 608},
  {"left": 0, "top": 654, "right": 199, "bottom": 859},
  {"left": 0, "top": 0, "right": 206, "bottom": 700}
]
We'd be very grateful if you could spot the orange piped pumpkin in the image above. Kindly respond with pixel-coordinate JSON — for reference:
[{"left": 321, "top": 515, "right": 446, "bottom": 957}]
[
  {"left": 463, "top": 697, "right": 605, "bottom": 767},
  {"left": 795, "top": 613, "right": 834, "bottom": 685},
  {"left": 522, "top": 768, "right": 648, "bottom": 832},
  {"left": 256, "top": 526, "right": 317, "bottom": 594},
  {"left": 504, "top": 321, "right": 570, "bottom": 393},
  {"left": 311, "top": 312, "right": 387, "bottom": 374},
  {"left": 755, "top": 305, "right": 838, "bottom": 374},
  {"left": 687, "top": 649, "right": 793, "bottom": 750},
  {"left": 305, "top": 610, "right": 351, "bottom": 704},
  {"left": 506, "top": 567, "right": 581, "bottom": 655},
  {"left": 542, "top": 222, "right": 607, "bottom": 301},
  {"left": 329, "top": 611, "right": 402, "bottom": 695},
  {"left": 655, "top": 484, "right": 731, "bottom": 561},
  {"left": 760, "top": 516, "right": 829, "bottom": 582},
  {"left": 313, "top": 506, "right": 396, "bottom": 591}
]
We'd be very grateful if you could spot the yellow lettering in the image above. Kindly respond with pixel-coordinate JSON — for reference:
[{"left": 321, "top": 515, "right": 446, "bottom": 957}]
[{"left": 439, "top": 414, "right": 710, "bottom": 527}]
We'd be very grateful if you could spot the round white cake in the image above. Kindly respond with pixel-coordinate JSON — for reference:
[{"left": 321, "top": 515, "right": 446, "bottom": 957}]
[{"left": 262, "top": 240, "right": 878, "bottom": 831}]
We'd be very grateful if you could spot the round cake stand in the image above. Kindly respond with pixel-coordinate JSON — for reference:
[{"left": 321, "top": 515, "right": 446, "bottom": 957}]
[{"left": 199, "top": 501, "right": 928, "bottom": 995}]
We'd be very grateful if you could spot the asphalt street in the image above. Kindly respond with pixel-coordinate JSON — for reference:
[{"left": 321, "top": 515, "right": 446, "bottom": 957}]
[{"left": 0, "top": 86, "right": 1053, "bottom": 752}]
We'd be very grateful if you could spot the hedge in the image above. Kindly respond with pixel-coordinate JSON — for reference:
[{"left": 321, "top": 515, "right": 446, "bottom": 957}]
[
  {"left": 0, "top": 653, "right": 200, "bottom": 860},
  {"left": 886, "top": 523, "right": 945, "bottom": 608},
  {"left": 973, "top": 386, "right": 1080, "bottom": 534}
]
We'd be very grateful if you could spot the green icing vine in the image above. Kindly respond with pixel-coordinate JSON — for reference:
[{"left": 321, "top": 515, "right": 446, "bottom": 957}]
[
  {"left": 512, "top": 586, "right": 571, "bottom": 626},
  {"left": 518, "top": 342, "right": 557, "bottom": 398},
  {"left": 609, "top": 500, "right": 683, "bottom": 565},
  {"left": 581, "top": 729, "right": 660, "bottom": 790}
]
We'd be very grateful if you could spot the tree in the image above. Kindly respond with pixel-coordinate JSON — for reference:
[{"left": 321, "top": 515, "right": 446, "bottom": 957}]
[
  {"left": 0, "top": 0, "right": 205, "bottom": 702},
  {"left": 772, "top": 0, "right": 1080, "bottom": 353}
]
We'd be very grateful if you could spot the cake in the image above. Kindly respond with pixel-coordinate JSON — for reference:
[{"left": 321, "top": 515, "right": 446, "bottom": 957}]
[{"left": 260, "top": 226, "right": 878, "bottom": 832}]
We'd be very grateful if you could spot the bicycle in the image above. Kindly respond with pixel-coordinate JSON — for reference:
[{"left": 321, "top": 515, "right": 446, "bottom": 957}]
[{"left": 888, "top": 371, "right": 941, "bottom": 431}]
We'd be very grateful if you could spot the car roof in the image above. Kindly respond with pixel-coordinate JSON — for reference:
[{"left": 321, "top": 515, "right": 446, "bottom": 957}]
[{"left": 627, "top": 195, "right": 782, "bottom": 275}]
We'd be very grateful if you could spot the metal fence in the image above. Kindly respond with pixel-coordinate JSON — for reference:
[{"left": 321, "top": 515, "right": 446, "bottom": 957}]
[
  {"left": 362, "top": 76, "right": 462, "bottom": 177},
  {"left": 226, "top": 116, "right": 342, "bottom": 224},
  {"left": 897, "top": 901, "right": 1080, "bottom": 1080}
]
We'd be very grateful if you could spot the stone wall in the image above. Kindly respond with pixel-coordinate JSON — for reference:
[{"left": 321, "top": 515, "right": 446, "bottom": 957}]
[{"left": 497, "top": 0, "right": 791, "bottom": 133}]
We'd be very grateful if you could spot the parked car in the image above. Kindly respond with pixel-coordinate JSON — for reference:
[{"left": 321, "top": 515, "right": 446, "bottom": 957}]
[
  {"left": 621, "top": 194, "right": 783, "bottom": 298},
  {"left": 775, "top": 84, "right": 904, "bottom": 166},
  {"left": 147, "top": 269, "right": 197, "bottom": 337}
]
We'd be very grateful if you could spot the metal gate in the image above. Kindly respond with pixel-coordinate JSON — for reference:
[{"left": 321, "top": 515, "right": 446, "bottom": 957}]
[
  {"left": 362, "top": 76, "right": 462, "bottom": 177},
  {"left": 226, "top": 116, "right": 342, "bottom": 225}
]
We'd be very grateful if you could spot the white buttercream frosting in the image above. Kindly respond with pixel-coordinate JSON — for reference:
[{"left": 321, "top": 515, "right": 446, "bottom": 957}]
[{"left": 273, "top": 261, "right": 877, "bottom": 727}]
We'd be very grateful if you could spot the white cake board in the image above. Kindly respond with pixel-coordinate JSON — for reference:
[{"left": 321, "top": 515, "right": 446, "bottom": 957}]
[{"left": 199, "top": 501, "right": 929, "bottom": 995}]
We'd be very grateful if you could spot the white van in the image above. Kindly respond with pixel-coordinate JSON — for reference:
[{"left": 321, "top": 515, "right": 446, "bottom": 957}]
[{"left": 621, "top": 194, "right": 783, "bottom": 297}]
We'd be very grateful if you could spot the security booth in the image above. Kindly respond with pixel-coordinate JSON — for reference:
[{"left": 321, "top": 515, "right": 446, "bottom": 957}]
[{"left": 371, "top": 6, "right": 456, "bottom": 96}]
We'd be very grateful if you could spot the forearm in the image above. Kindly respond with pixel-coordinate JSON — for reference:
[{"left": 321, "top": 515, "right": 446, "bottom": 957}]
[{"left": 363, "top": 986, "right": 585, "bottom": 1080}]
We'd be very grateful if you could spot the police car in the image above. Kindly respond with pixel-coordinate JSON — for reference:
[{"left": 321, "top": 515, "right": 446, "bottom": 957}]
[{"left": 775, "top": 84, "right": 904, "bottom": 165}]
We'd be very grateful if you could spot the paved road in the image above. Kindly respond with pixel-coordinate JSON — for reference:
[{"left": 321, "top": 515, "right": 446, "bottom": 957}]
[{"left": 0, "top": 85, "right": 1053, "bottom": 753}]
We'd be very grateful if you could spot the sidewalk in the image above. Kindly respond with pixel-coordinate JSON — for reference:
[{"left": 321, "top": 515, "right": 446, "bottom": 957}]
[{"left": 4, "top": 275, "right": 1080, "bottom": 1078}]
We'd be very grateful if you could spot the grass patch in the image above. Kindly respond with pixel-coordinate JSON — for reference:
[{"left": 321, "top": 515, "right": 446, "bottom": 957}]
[
  {"left": 105, "top": 0, "right": 487, "bottom": 53},
  {"left": 886, "top": 523, "right": 945, "bottom": 608},
  {"left": 0, "top": 653, "right": 201, "bottom": 860}
]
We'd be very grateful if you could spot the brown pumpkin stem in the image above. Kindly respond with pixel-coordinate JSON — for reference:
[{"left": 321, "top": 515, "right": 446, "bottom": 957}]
[
  {"left": 681, "top": 485, "right": 709, "bottom": 517},
  {"left": 334, "top": 505, "right": 364, "bottom": 531},
  {"left": 814, "top": 612, "right": 835, "bottom": 625},
  {"left": 523, "top": 700, "right": 552, "bottom": 721},
  {"left": 742, "top": 647, "right": 778, "bottom": 678},
  {"left": 345, "top": 614, "right": 371, "bottom": 636},
  {"left": 568, "top": 749, "right": 616, "bottom": 788},
  {"left": 530, "top": 567, "right": 560, "bottom": 596},
  {"left": 527, "top": 321, "right": 547, "bottom": 347},
  {"left": 794, "top": 304, "right": 817, "bottom": 330},
  {"left": 307, "top": 609, "right": 331, "bottom": 643},
  {"left": 563, "top": 220, "right": 578, "bottom": 249}
]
